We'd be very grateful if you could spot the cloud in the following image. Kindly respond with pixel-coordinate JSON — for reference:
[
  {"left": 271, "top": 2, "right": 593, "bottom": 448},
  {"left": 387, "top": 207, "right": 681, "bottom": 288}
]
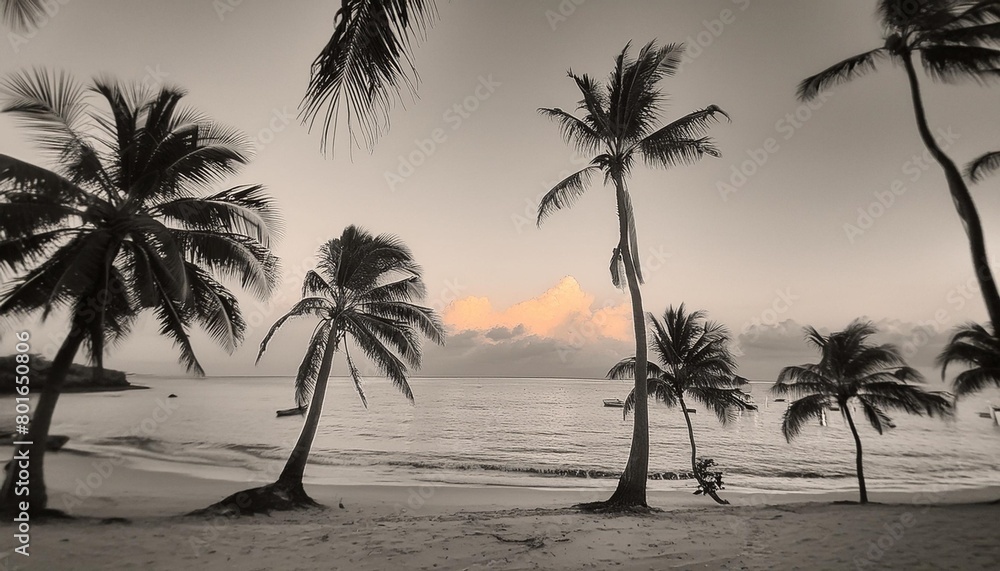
[{"left": 442, "top": 276, "right": 631, "bottom": 343}]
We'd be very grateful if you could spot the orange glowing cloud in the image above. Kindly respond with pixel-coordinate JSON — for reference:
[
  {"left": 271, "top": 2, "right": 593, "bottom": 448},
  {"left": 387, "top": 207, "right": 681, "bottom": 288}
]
[{"left": 443, "top": 276, "right": 632, "bottom": 342}]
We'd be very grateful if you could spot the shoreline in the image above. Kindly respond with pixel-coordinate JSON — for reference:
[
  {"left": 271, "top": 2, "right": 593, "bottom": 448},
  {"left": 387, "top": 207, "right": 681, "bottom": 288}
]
[{"left": 6, "top": 453, "right": 999, "bottom": 570}]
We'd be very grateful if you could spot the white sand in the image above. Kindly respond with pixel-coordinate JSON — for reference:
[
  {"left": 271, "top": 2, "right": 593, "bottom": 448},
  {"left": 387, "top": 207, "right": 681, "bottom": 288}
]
[{"left": 2, "top": 453, "right": 998, "bottom": 570}]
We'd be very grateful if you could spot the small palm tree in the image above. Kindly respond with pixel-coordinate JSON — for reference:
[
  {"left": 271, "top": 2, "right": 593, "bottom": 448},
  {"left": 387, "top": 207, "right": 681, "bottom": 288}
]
[
  {"left": 610, "top": 305, "right": 752, "bottom": 505},
  {"left": 301, "top": 0, "right": 438, "bottom": 153},
  {"left": 537, "top": 40, "right": 728, "bottom": 509},
  {"left": 774, "top": 320, "right": 952, "bottom": 504},
  {"left": 798, "top": 0, "right": 1000, "bottom": 329},
  {"left": 939, "top": 322, "right": 1000, "bottom": 396},
  {"left": 0, "top": 70, "right": 280, "bottom": 514},
  {"left": 199, "top": 225, "right": 444, "bottom": 515}
]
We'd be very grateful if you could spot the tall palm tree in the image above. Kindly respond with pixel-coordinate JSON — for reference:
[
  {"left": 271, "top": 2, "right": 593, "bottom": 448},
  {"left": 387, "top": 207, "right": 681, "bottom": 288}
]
[
  {"left": 0, "top": 70, "right": 280, "bottom": 514},
  {"left": 939, "top": 322, "right": 1000, "bottom": 396},
  {"left": 774, "top": 320, "right": 952, "bottom": 504},
  {"left": 609, "top": 305, "right": 752, "bottom": 505},
  {"left": 537, "top": 41, "right": 729, "bottom": 509},
  {"left": 300, "top": 0, "right": 437, "bottom": 153},
  {"left": 798, "top": 0, "right": 1000, "bottom": 331},
  {"left": 199, "top": 226, "right": 444, "bottom": 515}
]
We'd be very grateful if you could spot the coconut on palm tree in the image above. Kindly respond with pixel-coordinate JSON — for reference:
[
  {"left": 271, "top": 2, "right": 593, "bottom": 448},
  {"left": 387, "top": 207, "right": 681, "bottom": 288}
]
[
  {"left": 0, "top": 70, "right": 280, "bottom": 515},
  {"left": 537, "top": 40, "right": 729, "bottom": 510},
  {"left": 199, "top": 225, "right": 444, "bottom": 515},
  {"left": 610, "top": 305, "right": 752, "bottom": 505},
  {"left": 300, "top": 0, "right": 438, "bottom": 153},
  {"left": 798, "top": 0, "right": 1000, "bottom": 330},
  {"left": 774, "top": 320, "right": 952, "bottom": 504}
]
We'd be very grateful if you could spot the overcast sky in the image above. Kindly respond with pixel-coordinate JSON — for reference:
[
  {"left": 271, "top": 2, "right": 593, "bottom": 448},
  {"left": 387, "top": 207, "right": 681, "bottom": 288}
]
[{"left": 2, "top": 0, "right": 998, "bottom": 382}]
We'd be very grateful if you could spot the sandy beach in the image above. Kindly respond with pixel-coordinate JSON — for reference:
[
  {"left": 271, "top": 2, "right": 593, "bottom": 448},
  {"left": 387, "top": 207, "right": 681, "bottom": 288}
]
[{"left": 2, "top": 453, "right": 997, "bottom": 570}]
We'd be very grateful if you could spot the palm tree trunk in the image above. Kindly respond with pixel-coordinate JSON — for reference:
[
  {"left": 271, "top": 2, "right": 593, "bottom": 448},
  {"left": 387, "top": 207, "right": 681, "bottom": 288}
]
[
  {"left": 606, "top": 176, "right": 650, "bottom": 507},
  {"left": 0, "top": 323, "right": 87, "bottom": 515},
  {"left": 276, "top": 336, "right": 338, "bottom": 488},
  {"left": 678, "top": 395, "right": 728, "bottom": 505},
  {"left": 902, "top": 53, "right": 1000, "bottom": 330},
  {"left": 843, "top": 404, "right": 868, "bottom": 504}
]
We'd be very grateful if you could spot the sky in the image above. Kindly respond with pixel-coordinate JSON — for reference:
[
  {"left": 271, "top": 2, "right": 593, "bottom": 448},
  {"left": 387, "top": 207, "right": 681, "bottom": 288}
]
[{"left": 2, "top": 0, "right": 999, "bottom": 383}]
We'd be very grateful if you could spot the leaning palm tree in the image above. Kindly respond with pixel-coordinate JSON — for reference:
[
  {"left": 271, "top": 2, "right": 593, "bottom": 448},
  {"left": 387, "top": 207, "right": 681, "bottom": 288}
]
[
  {"left": 774, "top": 320, "right": 952, "bottom": 504},
  {"left": 939, "top": 322, "right": 1000, "bottom": 396},
  {"left": 300, "top": 0, "right": 438, "bottom": 153},
  {"left": 798, "top": 0, "right": 1000, "bottom": 330},
  {"left": 610, "top": 305, "right": 752, "bottom": 505},
  {"left": 0, "top": 70, "right": 280, "bottom": 515},
  {"left": 198, "top": 225, "right": 444, "bottom": 515},
  {"left": 537, "top": 40, "right": 729, "bottom": 510}
]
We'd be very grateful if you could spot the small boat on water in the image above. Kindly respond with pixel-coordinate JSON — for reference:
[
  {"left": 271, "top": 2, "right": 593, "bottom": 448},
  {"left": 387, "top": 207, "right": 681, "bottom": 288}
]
[
  {"left": 603, "top": 398, "right": 624, "bottom": 408},
  {"left": 276, "top": 405, "right": 306, "bottom": 417},
  {"left": 685, "top": 408, "right": 696, "bottom": 414},
  {"left": 773, "top": 398, "right": 786, "bottom": 403}
]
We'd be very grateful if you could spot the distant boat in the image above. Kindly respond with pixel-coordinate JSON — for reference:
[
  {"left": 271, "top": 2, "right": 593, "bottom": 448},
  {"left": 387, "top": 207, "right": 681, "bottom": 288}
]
[
  {"left": 603, "top": 399, "right": 624, "bottom": 408},
  {"left": 992, "top": 406, "right": 1000, "bottom": 426},
  {"left": 276, "top": 405, "right": 306, "bottom": 417},
  {"left": 829, "top": 405, "right": 840, "bottom": 412},
  {"left": 773, "top": 398, "right": 786, "bottom": 403},
  {"left": 685, "top": 408, "right": 696, "bottom": 414}
]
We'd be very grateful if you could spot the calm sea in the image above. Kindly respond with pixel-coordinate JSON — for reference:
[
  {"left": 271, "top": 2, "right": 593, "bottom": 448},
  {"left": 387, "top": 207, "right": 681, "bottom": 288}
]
[{"left": 10, "top": 376, "right": 1000, "bottom": 494}]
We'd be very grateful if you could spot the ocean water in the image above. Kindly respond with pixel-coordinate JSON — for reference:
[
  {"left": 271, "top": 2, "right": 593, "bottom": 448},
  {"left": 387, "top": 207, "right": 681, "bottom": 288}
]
[{"left": 7, "top": 376, "right": 1000, "bottom": 494}]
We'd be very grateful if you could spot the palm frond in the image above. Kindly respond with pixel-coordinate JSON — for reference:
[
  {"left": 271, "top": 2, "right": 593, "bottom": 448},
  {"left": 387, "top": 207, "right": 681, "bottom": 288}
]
[
  {"left": 622, "top": 377, "right": 679, "bottom": 418},
  {"left": 797, "top": 49, "right": 888, "bottom": 102},
  {"left": 966, "top": 151, "right": 1000, "bottom": 182},
  {"left": 919, "top": 44, "right": 1000, "bottom": 83},
  {"left": 294, "top": 320, "right": 335, "bottom": 409},
  {"left": 535, "top": 166, "right": 599, "bottom": 226},
  {"left": 781, "top": 393, "right": 831, "bottom": 441},
  {"left": 300, "top": 0, "right": 438, "bottom": 154},
  {"left": 344, "top": 344, "right": 369, "bottom": 409},
  {"left": 1, "top": 0, "right": 45, "bottom": 31}
]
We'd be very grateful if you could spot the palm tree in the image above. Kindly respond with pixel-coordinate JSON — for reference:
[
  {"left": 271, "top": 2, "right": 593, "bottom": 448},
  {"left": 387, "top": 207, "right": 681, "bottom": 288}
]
[
  {"left": 0, "top": 70, "right": 280, "bottom": 515},
  {"left": 939, "top": 322, "right": 1000, "bottom": 396},
  {"left": 537, "top": 41, "right": 729, "bottom": 509},
  {"left": 609, "top": 305, "right": 752, "bottom": 505},
  {"left": 199, "top": 225, "right": 444, "bottom": 515},
  {"left": 798, "top": 0, "right": 1000, "bottom": 330},
  {"left": 300, "top": 0, "right": 438, "bottom": 153},
  {"left": 773, "top": 320, "right": 952, "bottom": 504}
]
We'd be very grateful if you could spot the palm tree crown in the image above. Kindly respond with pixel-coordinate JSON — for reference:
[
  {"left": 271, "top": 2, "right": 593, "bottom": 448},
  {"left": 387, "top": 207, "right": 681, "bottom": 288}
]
[
  {"left": 258, "top": 225, "right": 445, "bottom": 409},
  {"left": 537, "top": 41, "right": 728, "bottom": 284},
  {"left": 799, "top": 0, "right": 1000, "bottom": 101},
  {"left": 774, "top": 320, "right": 951, "bottom": 441},
  {"left": 0, "top": 69, "right": 280, "bottom": 374},
  {"left": 611, "top": 305, "right": 749, "bottom": 422},
  {"left": 939, "top": 322, "right": 1000, "bottom": 396}
]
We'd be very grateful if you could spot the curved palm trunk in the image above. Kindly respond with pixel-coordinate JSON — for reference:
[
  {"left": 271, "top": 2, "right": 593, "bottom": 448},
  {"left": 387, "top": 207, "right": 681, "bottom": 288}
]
[
  {"left": 276, "top": 337, "right": 339, "bottom": 489},
  {"left": 0, "top": 323, "right": 87, "bottom": 515},
  {"left": 902, "top": 53, "right": 1000, "bottom": 330},
  {"left": 842, "top": 404, "right": 868, "bottom": 504},
  {"left": 678, "top": 394, "right": 728, "bottom": 505},
  {"left": 605, "top": 178, "right": 650, "bottom": 507}
]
